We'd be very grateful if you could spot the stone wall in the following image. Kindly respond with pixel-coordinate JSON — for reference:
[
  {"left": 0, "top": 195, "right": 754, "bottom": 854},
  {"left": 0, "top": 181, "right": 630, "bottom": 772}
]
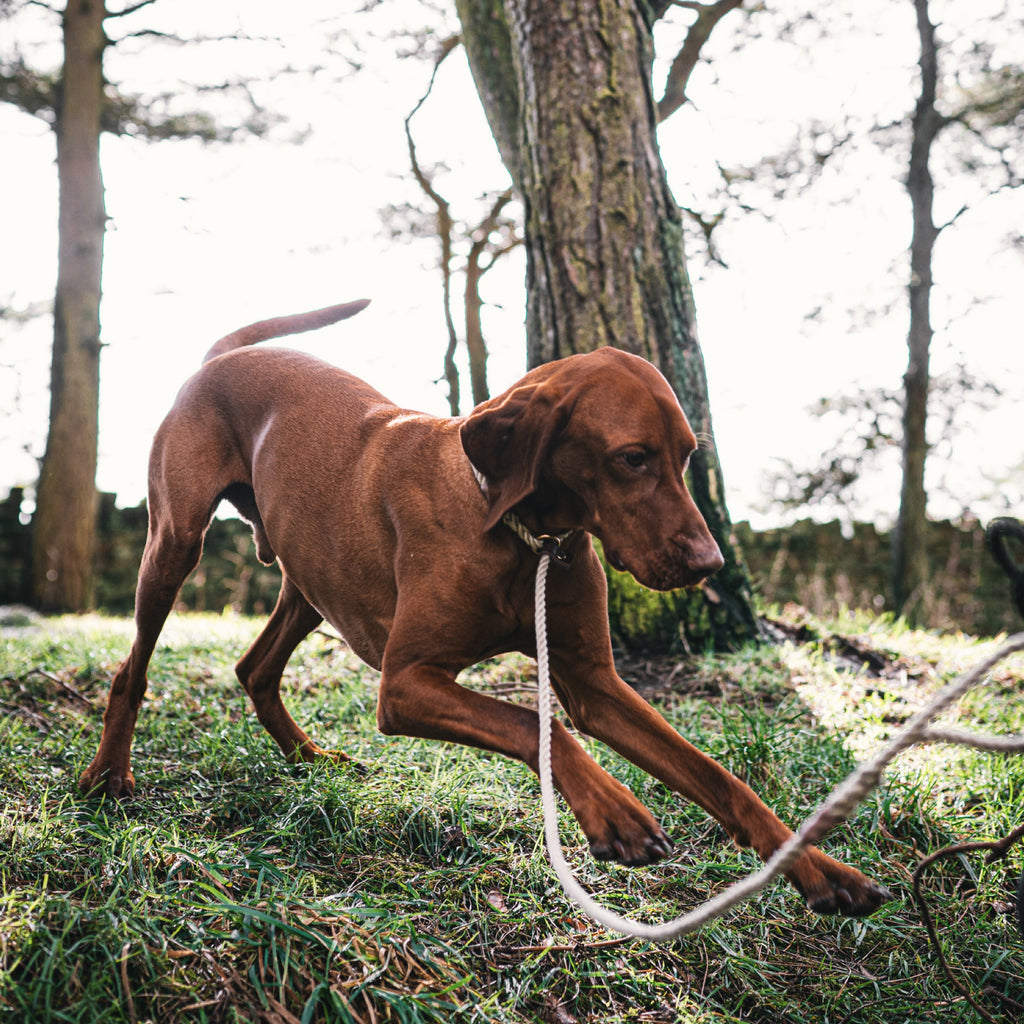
[
  {"left": 2, "top": 489, "right": 1020, "bottom": 637},
  {"left": 732, "top": 517, "right": 1020, "bottom": 637}
]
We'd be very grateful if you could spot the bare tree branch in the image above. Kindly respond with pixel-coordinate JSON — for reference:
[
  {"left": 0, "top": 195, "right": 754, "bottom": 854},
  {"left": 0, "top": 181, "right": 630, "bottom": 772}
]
[
  {"left": 105, "top": 1, "right": 159, "bottom": 20},
  {"left": 0, "top": 59, "right": 58, "bottom": 122},
  {"left": 404, "top": 34, "right": 463, "bottom": 414},
  {"left": 913, "top": 824, "right": 1024, "bottom": 1024},
  {"left": 657, "top": 0, "right": 745, "bottom": 123},
  {"left": 464, "top": 187, "right": 521, "bottom": 405}
]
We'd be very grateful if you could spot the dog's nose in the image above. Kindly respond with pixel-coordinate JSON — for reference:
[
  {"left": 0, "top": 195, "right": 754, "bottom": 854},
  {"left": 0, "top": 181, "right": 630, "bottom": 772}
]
[
  {"left": 692, "top": 541, "right": 724, "bottom": 578},
  {"left": 676, "top": 533, "right": 724, "bottom": 579}
]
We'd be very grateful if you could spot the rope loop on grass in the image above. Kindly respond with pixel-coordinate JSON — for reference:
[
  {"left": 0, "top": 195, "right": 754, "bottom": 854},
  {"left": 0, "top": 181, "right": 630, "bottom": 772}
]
[{"left": 534, "top": 551, "right": 1024, "bottom": 940}]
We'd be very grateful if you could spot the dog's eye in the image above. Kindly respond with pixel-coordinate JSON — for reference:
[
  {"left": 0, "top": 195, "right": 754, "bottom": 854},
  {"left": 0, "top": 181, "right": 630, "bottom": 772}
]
[{"left": 622, "top": 450, "right": 646, "bottom": 469}]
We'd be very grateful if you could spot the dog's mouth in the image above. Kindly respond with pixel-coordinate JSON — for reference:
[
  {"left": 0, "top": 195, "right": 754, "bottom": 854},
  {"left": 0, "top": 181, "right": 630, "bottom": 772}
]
[
  {"left": 605, "top": 548, "right": 628, "bottom": 573},
  {"left": 605, "top": 543, "right": 724, "bottom": 593},
  {"left": 605, "top": 546, "right": 675, "bottom": 589}
]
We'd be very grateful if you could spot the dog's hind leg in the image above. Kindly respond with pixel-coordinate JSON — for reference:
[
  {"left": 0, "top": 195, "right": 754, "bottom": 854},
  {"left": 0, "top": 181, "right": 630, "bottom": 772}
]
[
  {"left": 235, "top": 573, "right": 355, "bottom": 765},
  {"left": 79, "top": 495, "right": 211, "bottom": 798}
]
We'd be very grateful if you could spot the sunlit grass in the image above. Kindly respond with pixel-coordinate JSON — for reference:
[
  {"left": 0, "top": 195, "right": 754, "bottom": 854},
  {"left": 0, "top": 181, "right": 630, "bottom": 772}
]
[{"left": 1, "top": 610, "right": 1022, "bottom": 1022}]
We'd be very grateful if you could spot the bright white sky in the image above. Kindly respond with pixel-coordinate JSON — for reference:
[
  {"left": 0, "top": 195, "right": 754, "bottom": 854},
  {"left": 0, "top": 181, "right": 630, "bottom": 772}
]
[{"left": 2, "top": 0, "right": 1022, "bottom": 530}]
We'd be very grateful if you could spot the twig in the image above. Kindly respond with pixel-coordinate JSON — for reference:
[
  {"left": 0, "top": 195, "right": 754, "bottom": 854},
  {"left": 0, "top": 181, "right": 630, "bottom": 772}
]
[
  {"left": 912, "top": 825, "right": 1024, "bottom": 1023},
  {"left": 119, "top": 942, "right": 137, "bottom": 1024},
  {"left": 918, "top": 727, "right": 1024, "bottom": 752}
]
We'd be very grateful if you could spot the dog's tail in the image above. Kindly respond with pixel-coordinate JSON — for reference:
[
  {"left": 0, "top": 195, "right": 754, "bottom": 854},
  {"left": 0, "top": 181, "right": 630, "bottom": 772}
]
[{"left": 202, "top": 299, "right": 371, "bottom": 364}]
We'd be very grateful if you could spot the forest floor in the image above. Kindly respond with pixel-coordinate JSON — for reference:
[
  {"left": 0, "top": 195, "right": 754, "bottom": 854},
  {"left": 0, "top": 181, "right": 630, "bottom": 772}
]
[{"left": 1, "top": 603, "right": 1022, "bottom": 1023}]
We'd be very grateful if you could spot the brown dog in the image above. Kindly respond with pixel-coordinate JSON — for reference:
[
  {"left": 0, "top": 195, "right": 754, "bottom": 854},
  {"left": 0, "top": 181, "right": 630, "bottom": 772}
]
[{"left": 80, "top": 300, "right": 888, "bottom": 917}]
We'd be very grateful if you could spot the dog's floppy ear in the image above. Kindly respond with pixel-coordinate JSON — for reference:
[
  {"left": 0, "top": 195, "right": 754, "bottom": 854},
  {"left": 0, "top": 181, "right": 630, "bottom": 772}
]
[{"left": 461, "top": 381, "right": 570, "bottom": 531}]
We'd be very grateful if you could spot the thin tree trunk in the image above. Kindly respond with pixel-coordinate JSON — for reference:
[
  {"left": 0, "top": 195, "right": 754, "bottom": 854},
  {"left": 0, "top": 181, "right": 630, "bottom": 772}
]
[
  {"left": 464, "top": 257, "right": 490, "bottom": 407},
  {"left": 31, "top": 0, "right": 107, "bottom": 611},
  {"left": 893, "top": 0, "right": 940, "bottom": 621},
  {"left": 465, "top": 187, "right": 518, "bottom": 407},
  {"left": 458, "top": 0, "right": 758, "bottom": 650}
]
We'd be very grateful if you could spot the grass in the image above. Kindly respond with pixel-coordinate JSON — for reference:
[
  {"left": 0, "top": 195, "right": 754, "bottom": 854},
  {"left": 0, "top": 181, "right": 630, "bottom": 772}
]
[{"left": 1, "top": 606, "right": 1022, "bottom": 1022}]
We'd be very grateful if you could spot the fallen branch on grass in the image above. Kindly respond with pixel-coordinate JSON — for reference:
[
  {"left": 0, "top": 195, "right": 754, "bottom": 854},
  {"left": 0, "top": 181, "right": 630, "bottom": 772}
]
[{"left": 912, "top": 823, "right": 1024, "bottom": 1024}]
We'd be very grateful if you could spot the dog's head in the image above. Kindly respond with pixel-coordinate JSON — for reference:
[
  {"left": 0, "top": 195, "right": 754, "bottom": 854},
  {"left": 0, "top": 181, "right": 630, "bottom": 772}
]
[{"left": 460, "top": 348, "right": 724, "bottom": 591}]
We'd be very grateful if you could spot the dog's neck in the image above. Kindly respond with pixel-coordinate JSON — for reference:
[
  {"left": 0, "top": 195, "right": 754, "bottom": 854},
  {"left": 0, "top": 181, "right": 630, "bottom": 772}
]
[{"left": 468, "top": 461, "right": 577, "bottom": 565}]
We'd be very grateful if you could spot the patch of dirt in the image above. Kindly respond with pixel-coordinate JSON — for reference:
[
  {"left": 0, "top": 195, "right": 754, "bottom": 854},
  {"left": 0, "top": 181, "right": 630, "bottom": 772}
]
[
  {"left": 0, "top": 668, "right": 97, "bottom": 733},
  {"left": 613, "top": 650, "right": 724, "bottom": 701}
]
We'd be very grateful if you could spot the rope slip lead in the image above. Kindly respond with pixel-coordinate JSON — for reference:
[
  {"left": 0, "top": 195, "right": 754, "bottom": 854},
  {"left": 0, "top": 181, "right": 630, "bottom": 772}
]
[{"left": 533, "top": 551, "right": 1024, "bottom": 941}]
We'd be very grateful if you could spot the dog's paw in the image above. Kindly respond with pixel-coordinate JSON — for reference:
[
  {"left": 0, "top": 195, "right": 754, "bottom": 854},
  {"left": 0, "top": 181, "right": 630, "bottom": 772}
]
[
  {"left": 340, "top": 757, "right": 371, "bottom": 778},
  {"left": 790, "top": 849, "right": 892, "bottom": 917},
  {"left": 78, "top": 763, "right": 135, "bottom": 800},
  {"left": 590, "top": 827, "right": 674, "bottom": 867},
  {"left": 287, "top": 741, "right": 367, "bottom": 774},
  {"left": 323, "top": 749, "right": 369, "bottom": 775},
  {"left": 807, "top": 879, "right": 892, "bottom": 917},
  {"left": 290, "top": 747, "right": 370, "bottom": 777},
  {"left": 576, "top": 781, "right": 674, "bottom": 867}
]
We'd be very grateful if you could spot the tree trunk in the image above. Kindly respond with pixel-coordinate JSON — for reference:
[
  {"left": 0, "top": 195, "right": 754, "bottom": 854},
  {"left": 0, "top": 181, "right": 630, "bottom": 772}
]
[
  {"left": 464, "top": 188, "right": 518, "bottom": 408},
  {"left": 30, "top": 0, "right": 107, "bottom": 611},
  {"left": 457, "top": 0, "right": 758, "bottom": 651},
  {"left": 893, "top": 0, "right": 940, "bottom": 622},
  {"left": 464, "top": 256, "right": 490, "bottom": 407}
]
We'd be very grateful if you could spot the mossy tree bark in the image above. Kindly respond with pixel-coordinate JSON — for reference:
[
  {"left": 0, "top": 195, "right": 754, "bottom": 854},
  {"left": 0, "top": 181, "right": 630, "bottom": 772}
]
[
  {"left": 456, "top": 0, "right": 758, "bottom": 651},
  {"left": 31, "top": 0, "right": 107, "bottom": 611}
]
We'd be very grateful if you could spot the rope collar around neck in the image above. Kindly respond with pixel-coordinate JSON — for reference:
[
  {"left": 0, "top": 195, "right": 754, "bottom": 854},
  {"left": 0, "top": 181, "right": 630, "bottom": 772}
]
[{"left": 469, "top": 463, "right": 576, "bottom": 565}]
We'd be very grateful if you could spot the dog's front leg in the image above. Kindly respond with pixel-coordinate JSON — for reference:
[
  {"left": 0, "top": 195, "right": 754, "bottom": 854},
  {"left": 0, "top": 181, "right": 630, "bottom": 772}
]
[
  {"left": 375, "top": 659, "right": 672, "bottom": 866},
  {"left": 547, "top": 651, "right": 891, "bottom": 917}
]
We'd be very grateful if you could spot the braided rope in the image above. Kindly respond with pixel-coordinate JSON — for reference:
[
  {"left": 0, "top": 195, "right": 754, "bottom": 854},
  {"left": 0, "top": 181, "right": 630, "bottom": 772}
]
[{"left": 534, "top": 551, "right": 1024, "bottom": 939}]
